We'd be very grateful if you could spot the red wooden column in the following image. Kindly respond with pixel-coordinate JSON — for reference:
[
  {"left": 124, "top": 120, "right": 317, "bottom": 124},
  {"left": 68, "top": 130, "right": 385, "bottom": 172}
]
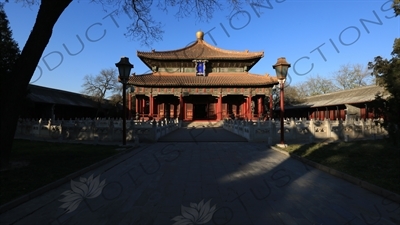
[
  {"left": 141, "top": 98, "right": 145, "bottom": 118},
  {"left": 245, "top": 98, "right": 248, "bottom": 118},
  {"left": 179, "top": 94, "right": 184, "bottom": 120},
  {"left": 149, "top": 94, "right": 153, "bottom": 117},
  {"left": 258, "top": 96, "right": 262, "bottom": 117},
  {"left": 135, "top": 96, "right": 139, "bottom": 117},
  {"left": 245, "top": 97, "right": 248, "bottom": 119},
  {"left": 217, "top": 94, "right": 222, "bottom": 120},
  {"left": 247, "top": 94, "right": 252, "bottom": 119}
]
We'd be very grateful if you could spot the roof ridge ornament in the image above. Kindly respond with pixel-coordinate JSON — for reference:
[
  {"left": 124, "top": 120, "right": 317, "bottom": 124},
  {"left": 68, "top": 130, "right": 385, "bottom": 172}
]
[{"left": 196, "top": 30, "right": 204, "bottom": 40}]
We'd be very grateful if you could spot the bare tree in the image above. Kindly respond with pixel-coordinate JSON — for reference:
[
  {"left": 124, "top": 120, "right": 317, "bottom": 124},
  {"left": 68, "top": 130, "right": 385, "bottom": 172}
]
[
  {"left": 81, "top": 68, "right": 121, "bottom": 116},
  {"left": 109, "top": 93, "right": 123, "bottom": 106},
  {"left": 81, "top": 68, "right": 120, "bottom": 102},
  {"left": 394, "top": 0, "right": 400, "bottom": 16},
  {"left": 283, "top": 85, "right": 306, "bottom": 105},
  {"left": 296, "top": 74, "right": 339, "bottom": 97},
  {"left": 294, "top": 82, "right": 310, "bottom": 99},
  {"left": 270, "top": 84, "right": 306, "bottom": 108},
  {"left": 292, "top": 64, "right": 373, "bottom": 99},
  {"left": 333, "top": 63, "right": 372, "bottom": 90}
]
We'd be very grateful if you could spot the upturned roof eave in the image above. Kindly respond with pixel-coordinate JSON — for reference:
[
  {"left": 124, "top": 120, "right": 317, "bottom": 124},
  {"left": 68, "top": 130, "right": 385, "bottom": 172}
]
[
  {"left": 127, "top": 83, "right": 277, "bottom": 87},
  {"left": 137, "top": 39, "right": 264, "bottom": 61},
  {"left": 137, "top": 54, "right": 264, "bottom": 60},
  {"left": 137, "top": 56, "right": 153, "bottom": 71},
  {"left": 137, "top": 40, "right": 198, "bottom": 55}
]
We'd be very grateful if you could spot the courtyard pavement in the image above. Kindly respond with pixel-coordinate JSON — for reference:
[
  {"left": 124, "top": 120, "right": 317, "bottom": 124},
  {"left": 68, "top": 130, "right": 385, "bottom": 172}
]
[
  {"left": 1, "top": 128, "right": 399, "bottom": 225},
  {"left": 158, "top": 127, "right": 248, "bottom": 142}
]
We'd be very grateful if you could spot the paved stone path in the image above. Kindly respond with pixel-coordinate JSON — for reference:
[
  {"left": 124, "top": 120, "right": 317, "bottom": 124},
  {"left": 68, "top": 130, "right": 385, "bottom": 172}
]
[
  {"left": 158, "top": 127, "right": 248, "bottom": 142},
  {"left": 1, "top": 129, "right": 399, "bottom": 224}
]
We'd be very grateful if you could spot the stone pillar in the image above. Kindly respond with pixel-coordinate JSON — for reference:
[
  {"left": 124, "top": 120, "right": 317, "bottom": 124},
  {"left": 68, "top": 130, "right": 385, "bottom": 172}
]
[
  {"left": 290, "top": 118, "right": 296, "bottom": 139},
  {"left": 361, "top": 119, "right": 365, "bottom": 137},
  {"left": 325, "top": 119, "right": 331, "bottom": 138},
  {"left": 309, "top": 118, "right": 315, "bottom": 136}
]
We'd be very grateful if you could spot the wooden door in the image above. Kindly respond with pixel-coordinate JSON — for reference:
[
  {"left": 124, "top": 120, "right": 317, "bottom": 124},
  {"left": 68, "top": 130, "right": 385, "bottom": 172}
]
[
  {"left": 170, "top": 104, "right": 175, "bottom": 118},
  {"left": 222, "top": 103, "right": 227, "bottom": 119},
  {"left": 208, "top": 103, "right": 216, "bottom": 119},
  {"left": 185, "top": 103, "right": 193, "bottom": 120},
  {"left": 232, "top": 104, "right": 237, "bottom": 117},
  {"left": 159, "top": 103, "right": 164, "bottom": 118}
]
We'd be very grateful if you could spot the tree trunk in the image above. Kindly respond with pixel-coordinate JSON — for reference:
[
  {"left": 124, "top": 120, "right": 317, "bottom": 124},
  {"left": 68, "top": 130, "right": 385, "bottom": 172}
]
[{"left": 0, "top": 0, "right": 72, "bottom": 169}]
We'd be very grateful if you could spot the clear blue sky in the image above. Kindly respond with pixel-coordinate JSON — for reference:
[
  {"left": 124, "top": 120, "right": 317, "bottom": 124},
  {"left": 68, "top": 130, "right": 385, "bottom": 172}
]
[{"left": 4, "top": 0, "right": 399, "bottom": 95}]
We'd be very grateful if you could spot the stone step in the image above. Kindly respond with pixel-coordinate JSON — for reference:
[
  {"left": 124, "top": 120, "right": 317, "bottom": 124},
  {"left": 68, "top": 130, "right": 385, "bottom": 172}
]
[{"left": 182, "top": 120, "right": 224, "bottom": 128}]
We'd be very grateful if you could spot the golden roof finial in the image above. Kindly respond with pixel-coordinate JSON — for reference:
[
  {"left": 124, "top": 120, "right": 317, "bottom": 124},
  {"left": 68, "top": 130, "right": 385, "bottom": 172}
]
[{"left": 196, "top": 30, "right": 204, "bottom": 40}]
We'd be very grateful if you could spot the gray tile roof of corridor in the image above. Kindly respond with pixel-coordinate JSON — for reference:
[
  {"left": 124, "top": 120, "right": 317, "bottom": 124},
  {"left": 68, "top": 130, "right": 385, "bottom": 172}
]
[{"left": 0, "top": 141, "right": 399, "bottom": 224}]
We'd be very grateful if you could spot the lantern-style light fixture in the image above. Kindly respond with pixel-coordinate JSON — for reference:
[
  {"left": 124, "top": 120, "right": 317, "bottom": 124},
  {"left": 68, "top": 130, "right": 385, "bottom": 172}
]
[
  {"left": 115, "top": 56, "right": 134, "bottom": 146},
  {"left": 272, "top": 57, "right": 291, "bottom": 148},
  {"left": 272, "top": 57, "right": 291, "bottom": 81},
  {"left": 115, "top": 57, "right": 133, "bottom": 83}
]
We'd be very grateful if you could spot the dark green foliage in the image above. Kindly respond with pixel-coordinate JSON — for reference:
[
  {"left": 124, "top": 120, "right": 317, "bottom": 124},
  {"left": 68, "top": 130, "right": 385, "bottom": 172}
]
[
  {"left": 368, "top": 38, "right": 400, "bottom": 145},
  {"left": 367, "top": 2, "right": 400, "bottom": 144},
  {"left": 0, "top": 3, "right": 20, "bottom": 77},
  {"left": 369, "top": 92, "right": 387, "bottom": 119}
]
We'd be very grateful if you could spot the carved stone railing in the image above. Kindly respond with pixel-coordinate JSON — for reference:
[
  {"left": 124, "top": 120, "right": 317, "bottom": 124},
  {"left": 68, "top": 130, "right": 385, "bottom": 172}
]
[
  {"left": 223, "top": 118, "right": 388, "bottom": 144},
  {"left": 15, "top": 117, "right": 182, "bottom": 143}
]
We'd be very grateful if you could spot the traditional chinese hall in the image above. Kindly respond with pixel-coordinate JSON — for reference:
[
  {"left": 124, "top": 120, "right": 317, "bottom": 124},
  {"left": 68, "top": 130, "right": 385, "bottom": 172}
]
[{"left": 128, "top": 31, "right": 278, "bottom": 121}]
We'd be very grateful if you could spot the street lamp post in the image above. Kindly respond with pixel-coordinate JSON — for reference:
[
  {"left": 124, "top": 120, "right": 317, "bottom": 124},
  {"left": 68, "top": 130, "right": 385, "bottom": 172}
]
[
  {"left": 115, "top": 57, "right": 133, "bottom": 146},
  {"left": 273, "top": 57, "right": 291, "bottom": 147}
]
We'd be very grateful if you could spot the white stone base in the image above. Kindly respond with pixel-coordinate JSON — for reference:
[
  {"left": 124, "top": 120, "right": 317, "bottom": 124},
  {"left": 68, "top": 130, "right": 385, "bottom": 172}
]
[{"left": 276, "top": 144, "right": 288, "bottom": 148}]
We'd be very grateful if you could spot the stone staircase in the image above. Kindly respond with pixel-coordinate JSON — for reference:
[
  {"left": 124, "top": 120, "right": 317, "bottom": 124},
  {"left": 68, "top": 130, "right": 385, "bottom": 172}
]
[{"left": 182, "top": 120, "right": 224, "bottom": 128}]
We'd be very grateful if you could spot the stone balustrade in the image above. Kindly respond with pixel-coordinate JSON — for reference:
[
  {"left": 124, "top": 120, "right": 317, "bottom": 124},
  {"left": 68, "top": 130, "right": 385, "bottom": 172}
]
[
  {"left": 223, "top": 117, "right": 388, "bottom": 144},
  {"left": 15, "top": 117, "right": 182, "bottom": 143},
  {"left": 15, "top": 117, "right": 388, "bottom": 144}
]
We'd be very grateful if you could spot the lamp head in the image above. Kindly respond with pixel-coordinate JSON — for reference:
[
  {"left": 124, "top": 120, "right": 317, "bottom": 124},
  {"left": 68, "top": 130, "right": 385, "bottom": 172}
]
[
  {"left": 115, "top": 57, "right": 133, "bottom": 83},
  {"left": 272, "top": 57, "right": 290, "bottom": 81}
]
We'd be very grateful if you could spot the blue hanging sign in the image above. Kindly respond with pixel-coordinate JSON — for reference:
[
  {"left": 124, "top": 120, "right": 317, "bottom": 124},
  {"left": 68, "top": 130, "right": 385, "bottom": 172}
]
[
  {"left": 193, "top": 60, "right": 208, "bottom": 76},
  {"left": 196, "top": 62, "right": 204, "bottom": 75}
]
